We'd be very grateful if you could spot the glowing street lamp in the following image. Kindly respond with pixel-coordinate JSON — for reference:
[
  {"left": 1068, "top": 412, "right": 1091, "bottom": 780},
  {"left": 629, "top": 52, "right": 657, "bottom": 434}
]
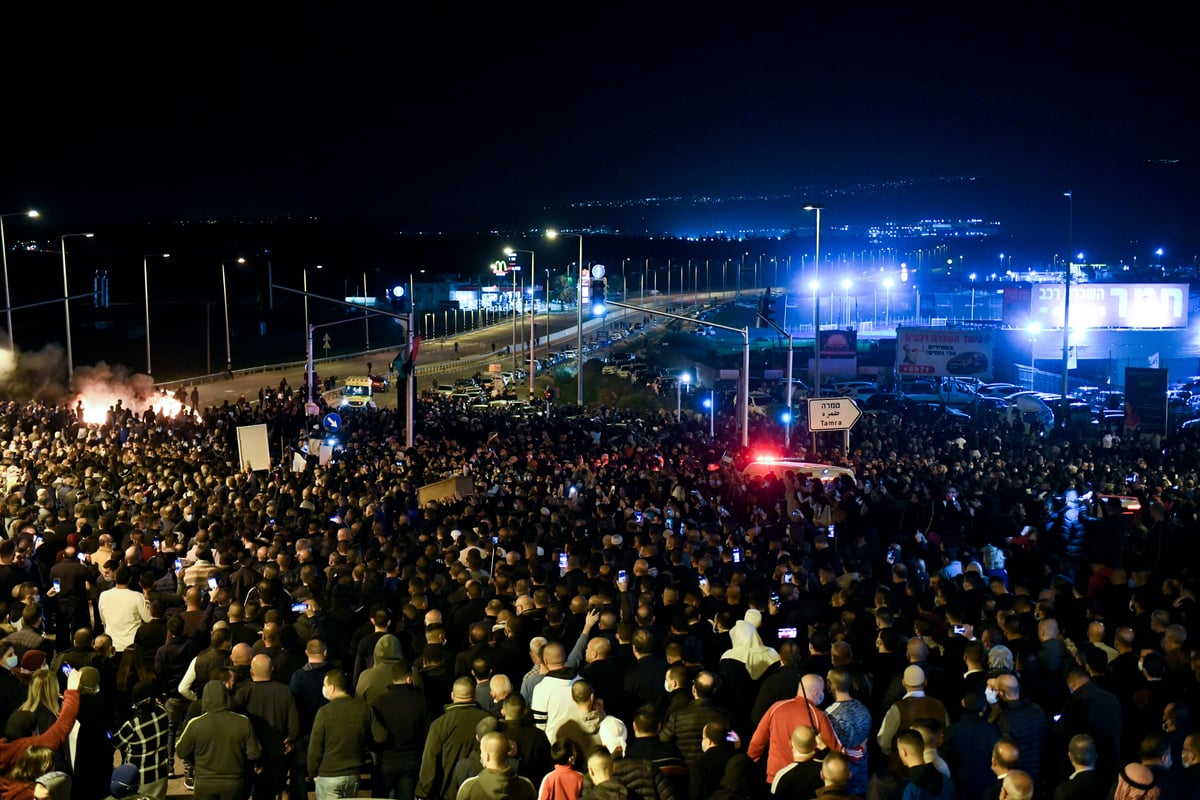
[
  {"left": 546, "top": 229, "right": 584, "bottom": 405},
  {"left": 840, "top": 278, "right": 852, "bottom": 327},
  {"left": 506, "top": 247, "right": 537, "bottom": 398},
  {"left": 0, "top": 209, "right": 38, "bottom": 351},
  {"left": 677, "top": 372, "right": 690, "bottom": 421}
]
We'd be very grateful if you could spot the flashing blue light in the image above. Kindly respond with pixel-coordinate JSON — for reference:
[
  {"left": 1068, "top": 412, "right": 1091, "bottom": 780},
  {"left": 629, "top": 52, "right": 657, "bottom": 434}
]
[
  {"left": 702, "top": 398, "right": 713, "bottom": 410},
  {"left": 780, "top": 411, "right": 792, "bottom": 424},
  {"left": 592, "top": 301, "right": 607, "bottom": 316}
]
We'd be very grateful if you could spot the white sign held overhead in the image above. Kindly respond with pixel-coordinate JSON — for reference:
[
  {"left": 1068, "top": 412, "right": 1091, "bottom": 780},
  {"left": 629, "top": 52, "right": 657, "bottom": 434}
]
[{"left": 807, "top": 398, "right": 862, "bottom": 431}]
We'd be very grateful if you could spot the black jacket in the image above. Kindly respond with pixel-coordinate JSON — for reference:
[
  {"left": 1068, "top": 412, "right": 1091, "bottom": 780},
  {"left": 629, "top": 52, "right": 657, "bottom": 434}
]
[
  {"left": 233, "top": 679, "right": 301, "bottom": 762},
  {"left": 497, "top": 717, "right": 552, "bottom": 785},
  {"left": 415, "top": 700, "right": 492, "bottom": 800},
  {"left": 661, "top": 698, "right": 730, "bottom": 765},
  {"left": 580, "top": 756, "right": 677, "bottom": 800},
  {"left": 176, "top": 680, "right": 262, "bottom": 781},
  {"left": 370, "top": 683, "right": 430, "bottom": 769}
]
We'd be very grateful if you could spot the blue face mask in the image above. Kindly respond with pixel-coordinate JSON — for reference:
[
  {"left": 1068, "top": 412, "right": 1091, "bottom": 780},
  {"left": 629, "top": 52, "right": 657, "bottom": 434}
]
[{"left": 4, "top": 655, "right": 17, "bottom": 670}]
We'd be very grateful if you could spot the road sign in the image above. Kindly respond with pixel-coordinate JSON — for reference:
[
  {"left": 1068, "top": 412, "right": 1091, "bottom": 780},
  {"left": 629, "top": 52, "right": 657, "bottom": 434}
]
[
  {"left": 322, "top": 412, "right": 342, "bottom": 433},
  {"left": 322, "top": 332, "right": 331, "bottom": 355},
  {"left": 806, "top": 398, "right": 862, "bottom": 431}
]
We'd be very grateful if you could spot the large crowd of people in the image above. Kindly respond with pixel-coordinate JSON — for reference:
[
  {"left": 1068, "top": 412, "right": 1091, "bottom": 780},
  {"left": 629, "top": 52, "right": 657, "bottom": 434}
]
[{"left": 0, "top": 379, "right": 1197, "bottom": 800}]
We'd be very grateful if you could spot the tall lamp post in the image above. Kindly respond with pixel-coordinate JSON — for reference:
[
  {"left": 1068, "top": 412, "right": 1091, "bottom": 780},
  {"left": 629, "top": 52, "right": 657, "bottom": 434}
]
[
  {"left": 546, "top": 230, "right": 583, "bottom": 406},
  {"left": 142, "top": 252, "right": 171, "bottom": 377},
  {"left": 677, "top": 372, "right": 690, "bottom": 421},
  {"left": 883, "top": 277, "right": 894, "bottom": 327},
  {"left": 220, "top": 257, "right": 246, "bottom": 375},
  {"left": 0, "top": 209, "right": 39, "bottom": 351},
  {"left": 804, "top": 205, "right": 823, "bottom": 398},
  {"left": 1061, "top": 191, "right": 1073, "bottom": 425},
  {"left": 61, "top": 232, "right": 95, "bottom": 384},
  {"left": 841, "top": 278, "right": 852, "bottom": 328},
  {"left": 506, "top": 247, "right": 537, "bottom": 398}
]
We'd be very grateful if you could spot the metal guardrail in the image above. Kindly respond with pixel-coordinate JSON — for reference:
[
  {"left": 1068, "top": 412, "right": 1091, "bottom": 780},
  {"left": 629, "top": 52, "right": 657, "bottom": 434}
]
[{"left": 152, "top": 295, "right": 718, "bottom": 391}]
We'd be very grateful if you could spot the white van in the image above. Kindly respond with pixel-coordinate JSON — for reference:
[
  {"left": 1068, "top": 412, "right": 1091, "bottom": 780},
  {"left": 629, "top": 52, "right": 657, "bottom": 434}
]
[
  {"left": 340, "top": 376, "right": 375, "bottom": 409},
  {"left": 741, "top": 458, "right": 856, "bottom": 485},
  {"left": 1006, "top": 392, "right": 1054, "bottom": 430}
]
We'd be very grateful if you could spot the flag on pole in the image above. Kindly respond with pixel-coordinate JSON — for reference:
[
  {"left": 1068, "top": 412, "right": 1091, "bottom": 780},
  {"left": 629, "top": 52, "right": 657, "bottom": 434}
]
[{"left": 393, "top": 335, "right": 422, "bottom": 375}]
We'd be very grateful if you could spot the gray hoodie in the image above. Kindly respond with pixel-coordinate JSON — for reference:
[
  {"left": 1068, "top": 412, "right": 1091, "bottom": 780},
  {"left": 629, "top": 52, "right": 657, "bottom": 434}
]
[{"left": 355, "top": 634, "right": 404, "bottom": 705}]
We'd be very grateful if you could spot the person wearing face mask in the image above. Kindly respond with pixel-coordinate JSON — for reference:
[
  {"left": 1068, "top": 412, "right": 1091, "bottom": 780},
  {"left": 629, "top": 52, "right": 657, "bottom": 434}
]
[
  {"left": 748, "top": 673, "right": 843, "bottom": 785},
  {"left": 1137, "top": 733, "right": 1181, "bottom": 800},
  {"left": 1179, "top": 733, "right": 1200, "bottom": 798},
  {"left": 307, "top": 669, "right": 373, "bottom": 800},
  {"left": 991, "top": 674, "right": 1048, "bottom": 784},
  {"left": 0, "top": 643, "right": 23, "bottom": 724}
]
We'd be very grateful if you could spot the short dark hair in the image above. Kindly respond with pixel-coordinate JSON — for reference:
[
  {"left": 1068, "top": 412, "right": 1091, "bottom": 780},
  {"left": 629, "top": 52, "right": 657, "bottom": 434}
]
[
  {"left": 1139, "top": 733, "right": 1170, "bottom": 762},
  {"left": 1068, "top": 734, "right": 1097, "bottom": 768},
  {"left": 325, "top": 668, "right": 346, "bottom": 693}
]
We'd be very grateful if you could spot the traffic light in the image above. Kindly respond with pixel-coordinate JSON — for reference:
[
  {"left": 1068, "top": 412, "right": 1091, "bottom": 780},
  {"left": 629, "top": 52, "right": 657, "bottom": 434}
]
[
  {"left": 591, "top": 277, "right": 607, "bottom": 316},
  {"left": 757, "top": 289, "right": 776, "bottom": 327}
]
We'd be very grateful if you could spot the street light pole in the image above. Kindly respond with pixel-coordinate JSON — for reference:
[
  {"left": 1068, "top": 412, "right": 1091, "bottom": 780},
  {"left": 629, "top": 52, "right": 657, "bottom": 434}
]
[
  {"left": 506, "top": 247, "right": 537, "bottom": 398},
  {"left": 805, "top": 206, "right": 823, "bottom": 401},
  {"left": 0, "top": 210, "right": 38, "bottom": 351},
  {"left": 220, "top": 257, "right": 245, "bottom": 375},
  {"left": 61, "top": 232, "right": 94, "bottom": 385},
  {"left": 547, "top": 230, "right": 584, "bottom": 406},
  {"left": 1061, "top": 191, "right": 1073, "bottom": 425},
  {"left": 142, "top": 253, "right": 170, "bottom": 377}
]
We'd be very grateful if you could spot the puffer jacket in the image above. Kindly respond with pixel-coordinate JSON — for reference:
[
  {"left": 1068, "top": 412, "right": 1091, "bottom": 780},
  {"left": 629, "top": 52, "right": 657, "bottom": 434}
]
[
  {"left": 580, "top": 780, "right": 631, "bottom": 800},
  {"left": 660, "top": 699, "right": 729, "bottom": 765},
  {"left": 583, "top": 756, "right": 676, "bottom": 800}
]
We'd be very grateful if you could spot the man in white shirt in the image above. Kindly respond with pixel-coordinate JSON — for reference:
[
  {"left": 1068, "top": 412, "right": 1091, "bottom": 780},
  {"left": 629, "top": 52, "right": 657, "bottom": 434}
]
[{"left": 97, "top": 566, "right": 151, "bottom": 690}]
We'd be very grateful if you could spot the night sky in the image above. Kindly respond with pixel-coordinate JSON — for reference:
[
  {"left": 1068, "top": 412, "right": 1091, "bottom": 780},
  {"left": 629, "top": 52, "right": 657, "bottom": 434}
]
[{"left": 2, "top": 6, "right": 1196, "bottom": 254}]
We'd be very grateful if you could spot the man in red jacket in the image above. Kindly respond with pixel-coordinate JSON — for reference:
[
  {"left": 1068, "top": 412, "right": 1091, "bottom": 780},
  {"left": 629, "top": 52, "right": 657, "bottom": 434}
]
[{"left": 747, "top": 674, "right": 843, "bottom": 784}]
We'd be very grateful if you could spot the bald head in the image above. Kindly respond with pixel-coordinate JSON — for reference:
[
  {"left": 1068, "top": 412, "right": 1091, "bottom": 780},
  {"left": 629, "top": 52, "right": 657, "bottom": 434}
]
[
  {"left": 993, "top": 739, "right": 1021, "bottom": 772},
  {"left": 791, "top": 725, "right": 816, "bottom": 756},
  {"left": 820, "top": 752, "right": 850, "bottom": 788},
  {"left": 799, "top": 674, "right": 826, "bottom": 704},
  {"left": 250, "top": 653, "right": 273, "bottom": 680},
  {"left": 996, "top": 673, "right": 1020, "bottom": 701},
  {"left": 231, "top": 643, "right": 253, "bottom": 667},
  {"left": 1001, "top": 770, "right": 1033, "bottom": 800}
]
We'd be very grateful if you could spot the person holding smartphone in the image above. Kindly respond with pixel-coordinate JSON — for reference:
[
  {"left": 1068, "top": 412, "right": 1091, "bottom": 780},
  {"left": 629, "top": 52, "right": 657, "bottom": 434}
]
[{"left": 48, "top": 544, "right": 91, "bottom": 647}]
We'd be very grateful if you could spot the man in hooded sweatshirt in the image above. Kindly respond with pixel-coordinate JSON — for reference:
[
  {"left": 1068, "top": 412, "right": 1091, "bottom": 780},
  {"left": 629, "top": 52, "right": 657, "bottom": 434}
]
[
  {"left": 356, "top": 633, "right": 404, "bottom": 706},
  {"left": 176, "top": 679, "right": 262, "bottom": 800},
  {"left": 455, "top": 731, "right": 536, "bottom": 800}
]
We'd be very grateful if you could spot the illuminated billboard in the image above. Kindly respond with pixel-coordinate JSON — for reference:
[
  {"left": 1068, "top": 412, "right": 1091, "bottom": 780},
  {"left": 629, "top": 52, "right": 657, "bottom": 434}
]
[
  {"left": 1014, "top": 283, "right": 1189, "bottom": 330},
  {"left": 897, "top": 327, "right": 994, "bottom": 379}
]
